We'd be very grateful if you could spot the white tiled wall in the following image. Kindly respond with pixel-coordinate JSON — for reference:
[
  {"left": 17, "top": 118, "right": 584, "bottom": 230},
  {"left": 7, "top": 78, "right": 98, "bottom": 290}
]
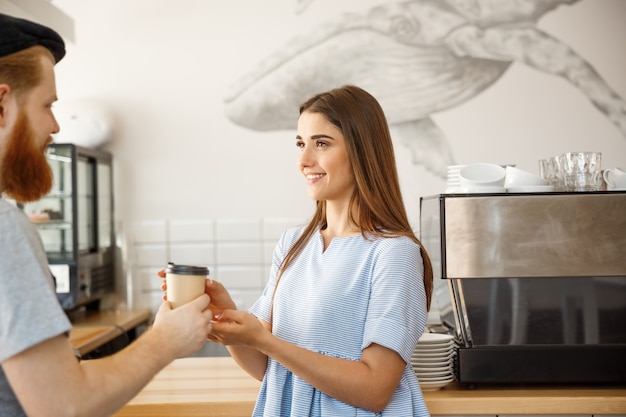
[
  {"left": 123, "top": 217, "right": 304, "bottom": 314},
  {"left": 121, "top": 216, "right": 440, "bottom": 356}
]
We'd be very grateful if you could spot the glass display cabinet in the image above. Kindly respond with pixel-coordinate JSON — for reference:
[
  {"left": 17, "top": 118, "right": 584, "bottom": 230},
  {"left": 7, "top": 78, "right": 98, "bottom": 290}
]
[{"left": 21, "top": 143, "right": 115, "bottom": 310}]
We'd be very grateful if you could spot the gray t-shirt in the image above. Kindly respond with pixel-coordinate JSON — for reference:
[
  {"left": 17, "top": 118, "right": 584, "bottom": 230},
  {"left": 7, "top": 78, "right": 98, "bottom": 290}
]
[{"left": 0, "top": 198, "right": 72, "bottom": 416}]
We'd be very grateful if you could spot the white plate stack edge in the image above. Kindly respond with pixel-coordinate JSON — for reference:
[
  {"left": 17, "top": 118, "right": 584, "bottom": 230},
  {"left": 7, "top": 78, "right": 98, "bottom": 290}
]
[
  {"left": 411, "top": 333, "right": 456, "bottom": 391},
  {"left": 445, "top": 164, "right": 465, "bottom": 193}
]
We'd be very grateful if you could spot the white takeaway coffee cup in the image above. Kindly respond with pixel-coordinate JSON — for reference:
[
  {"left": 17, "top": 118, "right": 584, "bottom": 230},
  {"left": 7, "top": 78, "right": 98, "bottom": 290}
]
[{"left": 165, "top": 263, "right": 209, "bottom": 308}]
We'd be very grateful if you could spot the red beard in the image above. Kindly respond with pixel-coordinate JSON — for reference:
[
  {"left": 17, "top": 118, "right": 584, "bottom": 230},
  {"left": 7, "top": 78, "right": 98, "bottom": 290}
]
[{"left": 1, "top": 111, "right": 53, "bottom": 203}]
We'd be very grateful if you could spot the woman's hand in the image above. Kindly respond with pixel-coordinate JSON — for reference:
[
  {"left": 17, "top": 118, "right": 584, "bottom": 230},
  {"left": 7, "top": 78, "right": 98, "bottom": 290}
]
[
  {"left": 204, "top": 279, "right": 237, "bottom": 316},
  {"left": 157, "top": 269, "right": 168, "bottom": 300},
  {"left": 158, "top": 270, "right": 237, "bottom": 317},
  {"left": 209, "top": 309, "right": 269, "bottom": 348}
]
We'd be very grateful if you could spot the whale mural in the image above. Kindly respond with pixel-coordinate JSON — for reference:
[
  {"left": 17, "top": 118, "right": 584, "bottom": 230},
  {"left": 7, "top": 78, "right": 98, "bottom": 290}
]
[{"left": 224, "top": 0, "right": 626, "bottom": 177}]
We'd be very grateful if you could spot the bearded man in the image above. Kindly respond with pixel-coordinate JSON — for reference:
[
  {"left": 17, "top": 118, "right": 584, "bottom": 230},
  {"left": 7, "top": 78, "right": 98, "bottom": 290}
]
[
  {"left": 0, "top": 59, "right": 55, "bottom": 203},
  {"left": 0, "top": 14, "right": 214, "bottom": 417}
]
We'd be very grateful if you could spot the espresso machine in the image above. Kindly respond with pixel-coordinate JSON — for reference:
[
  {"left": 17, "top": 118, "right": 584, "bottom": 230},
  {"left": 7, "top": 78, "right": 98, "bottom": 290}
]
[{"left": 420, "top": 191, "right": 626, "bottom": 386}]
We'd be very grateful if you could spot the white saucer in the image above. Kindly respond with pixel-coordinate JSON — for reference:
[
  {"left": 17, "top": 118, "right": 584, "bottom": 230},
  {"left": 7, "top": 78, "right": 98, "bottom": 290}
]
[
  {"left": 414, "top": 368, "right": 453, "bottom": 378},
  {"left": 419, "top": 377, "right": 455, "bottom": 391},
  {"left": 411, "top": 360, "right": 452, "bottom": 368},
  {"left": 507, "top": 185, "right": 555, "bottom": 193},
  {"left": 411, "top": 354, "right": 455, "bottom": 365},
  {"left": 414, "top": 356, "right": 452, "bottom": 364},
  {"left": 412, "top": 364, "right": 453, "bottom": 373},
  {"left": 415, "top": 340, "right": 453, "bottom": 348},
  {"left": 412, "top": 352, "right": 453, "bottom": 360},
  {"left": 447, "top": 164, "right": 466, "bottom": 170},
  {"left": 418, "top": 333, "right": 455, "bottom": 343},
  {"left": 418, "top": 374, "right": 455, "bottom": 382},
  {"left": 411, "top": 350, "right": 454, "bottom": 358},
  {"left": 411, "top": 354, "right": 452, "bottom": 362},
  {"left": 412, "top": 361, "right": 453, "bottom": 369},
  {"left": 413, "top": 345, "right": 453, "bottom": 354}
]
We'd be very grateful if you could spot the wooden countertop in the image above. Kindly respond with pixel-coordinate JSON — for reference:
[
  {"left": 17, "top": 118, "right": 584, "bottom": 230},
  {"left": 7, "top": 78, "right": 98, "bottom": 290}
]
[
  {"left": 113, "top": 356, "right": 260, "bottom": 417},
  {"left": 69, "top": 309, "right": 152, "bottom": 331},
  {"left": 426, "top": 383, "right": 626, "bottom": 415},
  {"left": 69, "top": 309, "right": 152, "bottom": 357},
  {"left": 113, "top": 356, "right": 626, "bottom": 416},
  {"left": 70, "top": 325, "right": 122, "bottom": 357}
]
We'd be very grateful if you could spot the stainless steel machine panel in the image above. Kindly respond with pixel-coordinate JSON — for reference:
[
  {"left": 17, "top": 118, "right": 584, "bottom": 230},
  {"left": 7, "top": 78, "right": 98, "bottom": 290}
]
[{"left": 439, "top": 192, "right": 626, "bottom": 278}]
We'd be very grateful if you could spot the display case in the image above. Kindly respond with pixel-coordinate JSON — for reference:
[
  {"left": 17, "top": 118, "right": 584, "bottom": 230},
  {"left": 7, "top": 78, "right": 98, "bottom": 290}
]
[{"left": 21, "top": 143, "right": 115, "bottom": 310}]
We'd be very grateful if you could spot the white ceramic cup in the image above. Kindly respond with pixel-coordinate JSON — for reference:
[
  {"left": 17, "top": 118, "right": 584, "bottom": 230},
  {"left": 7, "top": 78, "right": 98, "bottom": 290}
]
[
  {"left": 165, "top": 263, "right": 209, "bottom": 308},
  {"left": 505, "top": 166, "right": 549, "bottom": 188},
  {"left": 603, "top": 167, "right": 626, "bottom": 189},
  {"left": 459, "top": 163, "right": 506, "bottom": 188}
]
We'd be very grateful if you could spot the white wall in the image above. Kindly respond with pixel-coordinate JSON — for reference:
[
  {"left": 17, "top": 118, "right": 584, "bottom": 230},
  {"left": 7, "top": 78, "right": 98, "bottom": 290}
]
[
  {"left": 47, "top": 0, "right": 626, "bottom": 225},
  {"left": 11, "top": 0, "right": 626, "bottom": 317}
]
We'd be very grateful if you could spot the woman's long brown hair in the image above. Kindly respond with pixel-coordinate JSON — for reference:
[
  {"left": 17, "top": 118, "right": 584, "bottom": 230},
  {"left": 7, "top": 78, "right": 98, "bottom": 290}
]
[{"left": 269, "top": 85, "right": 433, "bottom": 326}]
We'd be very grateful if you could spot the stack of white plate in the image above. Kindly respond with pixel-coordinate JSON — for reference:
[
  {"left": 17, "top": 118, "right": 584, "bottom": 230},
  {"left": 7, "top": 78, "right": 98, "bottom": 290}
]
[
  {"left": 411, "top": 333, "right": 455, "bottom": 391},
  {"left": 445, "top": 165, "right": 465, "bottom": 193}
]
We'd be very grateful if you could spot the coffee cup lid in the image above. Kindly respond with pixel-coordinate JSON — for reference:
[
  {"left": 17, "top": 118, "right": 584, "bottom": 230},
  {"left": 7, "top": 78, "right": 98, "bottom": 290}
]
[{"left": 165, "top": 262, "right": 209, "bottom": 275}]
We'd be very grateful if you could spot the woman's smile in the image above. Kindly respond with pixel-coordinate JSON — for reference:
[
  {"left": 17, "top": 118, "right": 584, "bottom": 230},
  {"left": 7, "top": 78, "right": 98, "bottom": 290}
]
[{"left": 305, "top": 172, "right": 326, "bottom": 184}]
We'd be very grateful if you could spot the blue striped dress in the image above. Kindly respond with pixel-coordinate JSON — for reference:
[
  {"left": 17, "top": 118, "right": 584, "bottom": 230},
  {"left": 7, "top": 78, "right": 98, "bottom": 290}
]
[{"left": 248, "top": 226, "right": 430, "bottom": 416}]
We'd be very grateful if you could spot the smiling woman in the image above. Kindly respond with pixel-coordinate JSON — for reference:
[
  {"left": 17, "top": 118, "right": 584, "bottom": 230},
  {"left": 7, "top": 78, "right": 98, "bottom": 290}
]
[{"left": 203, "top": 85, "right": 435, "bottom": 416}]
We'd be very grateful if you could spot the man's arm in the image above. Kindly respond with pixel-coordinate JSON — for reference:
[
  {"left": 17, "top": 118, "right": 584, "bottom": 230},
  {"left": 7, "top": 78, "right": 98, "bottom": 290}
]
[{"left": 3, "top": 296, "right": 212, "bottom": 417}]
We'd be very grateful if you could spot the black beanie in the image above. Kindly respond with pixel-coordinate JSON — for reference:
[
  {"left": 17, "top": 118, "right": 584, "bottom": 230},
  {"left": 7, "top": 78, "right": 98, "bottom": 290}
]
[{"left": 0, "top": 13, "right": 65, "bottom": 63}]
